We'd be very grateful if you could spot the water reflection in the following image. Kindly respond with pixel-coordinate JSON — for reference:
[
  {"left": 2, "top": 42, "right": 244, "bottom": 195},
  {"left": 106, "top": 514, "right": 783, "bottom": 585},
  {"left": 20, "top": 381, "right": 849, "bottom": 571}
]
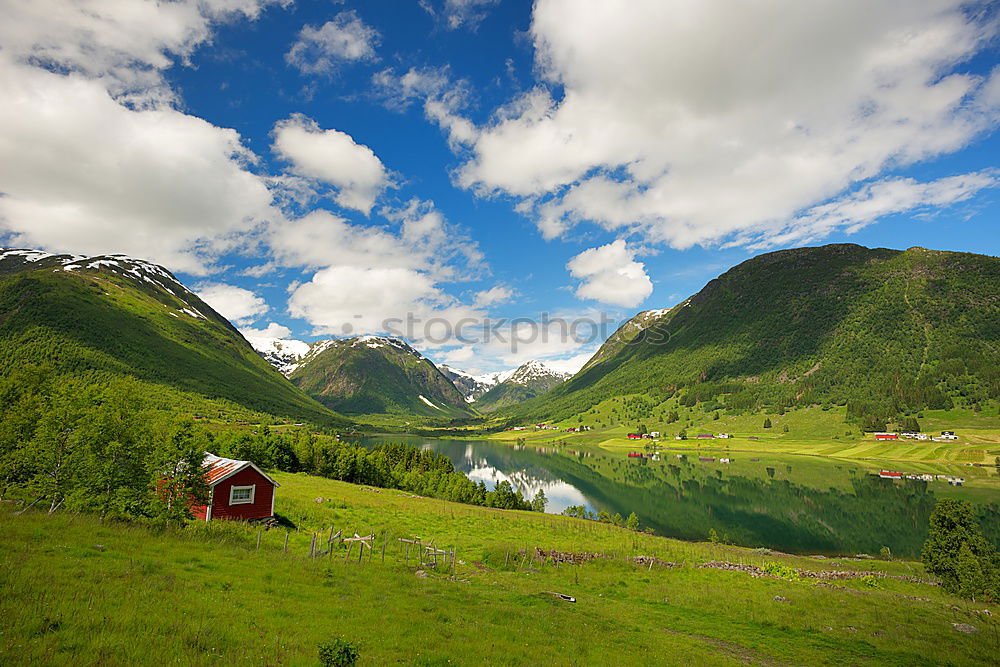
[{"left": 357, "top": 435, "right": 999, "bottom": 557}]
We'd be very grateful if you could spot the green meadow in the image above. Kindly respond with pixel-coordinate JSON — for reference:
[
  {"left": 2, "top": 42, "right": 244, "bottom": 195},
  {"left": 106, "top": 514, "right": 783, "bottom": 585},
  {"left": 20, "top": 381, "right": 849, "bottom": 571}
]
[{"left": 2, "top": 472, "right": 997, "bottom": 665}]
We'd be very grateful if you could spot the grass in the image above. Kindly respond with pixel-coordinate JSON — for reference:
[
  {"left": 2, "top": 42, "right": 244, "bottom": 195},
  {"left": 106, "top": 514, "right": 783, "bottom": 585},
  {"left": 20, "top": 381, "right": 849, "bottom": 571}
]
[{"left": 2, "top": 472, "right": 998, "bottom": 665}]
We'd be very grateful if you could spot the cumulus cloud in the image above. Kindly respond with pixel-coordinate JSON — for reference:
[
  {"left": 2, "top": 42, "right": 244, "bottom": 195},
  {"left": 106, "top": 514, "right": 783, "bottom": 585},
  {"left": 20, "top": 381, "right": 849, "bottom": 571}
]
[
  {"left": 457, "top": 0, "right": 1000, "bottom": 248},
  {"left": 372, "top": 67, "right": 478, "bottom": 148},
  {"left": 0, "top": 0, "right": 282, "bottom": 274},
  {"left": 419, "top": 0, "right": 499, "bottom": 31},
  {"left": 473, "top": 285, "right": 514, "bottom": 307},
  {"left": 286, "top": 10, "right": 379, "bottom": 75},
  {"left": 196, "top": 283, "right": 269, "bottom": 326},
  {"left": 566, "top": 240, "right": 652, "bottom": 307},
  {"left": 240, "top": 322, "right": 292, "bottom": 339},
  {"left": 271, "top": 199, "right": 486, "bottom": 344},
  {"left": 272, "top": 114, "right": 389, "bottom": 214},
  {"left": 287, "top": 265, "right": 481, "bottom": 340}
]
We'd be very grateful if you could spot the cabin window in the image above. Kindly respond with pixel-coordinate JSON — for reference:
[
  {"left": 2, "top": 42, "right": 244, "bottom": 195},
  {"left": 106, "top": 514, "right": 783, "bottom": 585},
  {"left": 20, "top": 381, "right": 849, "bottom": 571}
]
[{"left": 230, "top": 485, "right": 255, "bottom": 505}]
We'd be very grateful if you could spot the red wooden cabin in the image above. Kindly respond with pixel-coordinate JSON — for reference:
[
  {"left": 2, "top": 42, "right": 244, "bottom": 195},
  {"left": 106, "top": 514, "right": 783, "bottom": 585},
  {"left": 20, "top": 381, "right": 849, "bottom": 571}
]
[{"left": 191, "top": 453, "right": 280, "bottom": 522}]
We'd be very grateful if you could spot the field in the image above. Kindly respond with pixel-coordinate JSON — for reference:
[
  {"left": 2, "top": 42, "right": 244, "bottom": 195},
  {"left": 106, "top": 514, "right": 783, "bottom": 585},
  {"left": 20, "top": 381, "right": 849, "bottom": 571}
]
[
  {"left": 489, "top": 402, "right": 1000, "bottom": 466},
  {"left": 2, "top": 473, "right": 998, "bottom": 665}
]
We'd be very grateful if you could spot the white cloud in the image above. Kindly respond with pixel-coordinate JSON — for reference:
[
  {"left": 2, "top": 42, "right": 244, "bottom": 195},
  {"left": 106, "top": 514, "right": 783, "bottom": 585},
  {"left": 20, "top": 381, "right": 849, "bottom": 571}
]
[
  {"left": 287, "top": 265, "right": 481, "bottom": 339},
  {"left": 0, "top": 0, "right": 283, "bottom": 275},
  {"left": 542, "top": 352, "right": 592, "bottom": 376},
  {"left": 456, "top": 0, "right": 1000, "bottom": 248},
  {"left": 0, "top": 0, "right": 276, "bottom": 95},
  {"left": 473, "top": 285, "right": 514, "bottom": 307},
  {"left": 196, "top": 283, "right": 269, "bottom": 326},
  {"left": 743, "top": 170, "right": 1000, "bottom": 249},
  {"left": 419, "top": 0, "right": 498, "bottom": 31},
  {"left": 273, "top": 200, "right": 487, "bottom": 344},
  {"left": 566, "top": 240, "right": 652, "bottom": 307},
  {"left": 286, "top": 10, "right": 379, "bottom": 75},
  {"left": 272, "top": 114, "right": 389, "bottom": 214},
  {"left": 240, "top": 322, "right": 292, "bottom": 339},
  {"left": 372, "top": 67, "right": 478, "bottom": 148}
]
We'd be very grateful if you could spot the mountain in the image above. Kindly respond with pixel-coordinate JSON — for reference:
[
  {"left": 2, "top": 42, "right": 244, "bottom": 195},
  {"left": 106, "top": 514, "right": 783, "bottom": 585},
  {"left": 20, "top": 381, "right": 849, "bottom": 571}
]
[
  {"left": 438, "top": 365, "right": 513, "bottom": 402},
  {"left": 0, "top": 248, "right": 349, "bottom": 426},
  {"left": 505, "top": 244, "right": 1000, "bottom": 425},
  {"left": 244, "top": 335, "right": 336, "bottom": 376},
  {"left": 474, "top": 360, "right": 571, "bottom": 413},
  {"left": 288, "top": 335, "right": 475, "bottom": 417}
]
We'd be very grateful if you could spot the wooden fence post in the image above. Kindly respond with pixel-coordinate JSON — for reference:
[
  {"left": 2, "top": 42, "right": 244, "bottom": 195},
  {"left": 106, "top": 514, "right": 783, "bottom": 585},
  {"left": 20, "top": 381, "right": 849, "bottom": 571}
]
[
  {"left": 381, "top": 533, "right": 386, "bottom": 563},
  {"left": 256, "top": 529, "right": 262, "bottom": 552},
  {"left": 309, "top": 533, "right": 317, "bottom": 558},
  {"left": 283, "top": 532, "right": 289, "bottom": 554}
]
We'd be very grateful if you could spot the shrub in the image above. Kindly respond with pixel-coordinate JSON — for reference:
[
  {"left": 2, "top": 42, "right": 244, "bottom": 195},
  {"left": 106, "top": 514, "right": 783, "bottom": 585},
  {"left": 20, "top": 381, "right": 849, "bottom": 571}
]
[
  {"left": 760, "top": 562, "right": 801, "bottom": 582},
  {"left": 318, "top": 637, "right": 360, "bottom": 667}
]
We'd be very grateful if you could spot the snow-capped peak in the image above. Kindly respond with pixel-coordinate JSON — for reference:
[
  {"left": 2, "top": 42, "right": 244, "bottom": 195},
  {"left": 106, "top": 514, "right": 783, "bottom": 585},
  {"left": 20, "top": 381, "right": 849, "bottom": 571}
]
[{"left": 507, "top": 360, "right": 571, "bottom": 385}]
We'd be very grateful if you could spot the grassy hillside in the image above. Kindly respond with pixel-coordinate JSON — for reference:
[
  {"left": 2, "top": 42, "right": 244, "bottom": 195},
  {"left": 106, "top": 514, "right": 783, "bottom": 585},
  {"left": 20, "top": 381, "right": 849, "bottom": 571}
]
[
  {"left": 1, "top": 473, "right": 995, "bottom": 665},
  {"left": 290, "top": 336, "right": 474, "bottom": 418},
  {"left": 0, "top": 249, "right": 348, "bottom": 426},
  {"left": 506, "top": 244, "right": 1000, "bottom": 426}
]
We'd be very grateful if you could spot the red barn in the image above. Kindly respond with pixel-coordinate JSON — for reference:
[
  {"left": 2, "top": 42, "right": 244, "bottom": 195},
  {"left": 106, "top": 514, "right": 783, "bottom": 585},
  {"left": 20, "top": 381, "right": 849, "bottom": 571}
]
[
  {"left": 874, "top": 432, "right": 899, "bottom": 441},
  {"left": 191, "top": 453, "right": 280, "bottom": 522}
]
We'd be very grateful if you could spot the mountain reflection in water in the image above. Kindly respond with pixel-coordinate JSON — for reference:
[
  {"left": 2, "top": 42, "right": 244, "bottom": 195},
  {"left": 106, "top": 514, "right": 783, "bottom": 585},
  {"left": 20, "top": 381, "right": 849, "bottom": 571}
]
[{"left": 357, "top": 435, "right": 999, "bottom": 557}]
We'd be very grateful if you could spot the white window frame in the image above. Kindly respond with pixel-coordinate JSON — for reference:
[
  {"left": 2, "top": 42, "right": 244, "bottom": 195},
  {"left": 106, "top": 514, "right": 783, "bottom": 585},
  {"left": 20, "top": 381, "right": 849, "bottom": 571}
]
[{"left": 229, "top": 484, "right": 255, "bottom": 505}]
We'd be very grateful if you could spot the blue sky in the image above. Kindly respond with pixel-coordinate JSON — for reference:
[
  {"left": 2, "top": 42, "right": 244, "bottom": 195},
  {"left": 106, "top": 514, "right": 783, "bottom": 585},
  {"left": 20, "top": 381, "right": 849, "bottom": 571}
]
[{"left": 1, "top": 0, "right": 999, "bottom": 374}]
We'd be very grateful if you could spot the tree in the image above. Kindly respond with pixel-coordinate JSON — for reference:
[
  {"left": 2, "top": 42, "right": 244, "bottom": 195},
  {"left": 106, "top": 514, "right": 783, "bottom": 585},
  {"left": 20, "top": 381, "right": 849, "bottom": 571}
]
[
  {"left": 611, "top": 512, "right": 623, "bottom": 526},
  {"left": 921, "top": 499, "right": 998, "bottom": 600},
  {"left": 531, "top": 489, "right": 548, "bottom": 513},
  {"left": 625, "top": 512, "right": 639, "bottom": 531},
  {"left": 713, "top": 411, "right": 720, "bottom": 421},
  {"left": 149, "top": 417, "right": 209, "bottom": 521},
  {"left": 763, "top": 418, "right": 772, "bottom": 429}
]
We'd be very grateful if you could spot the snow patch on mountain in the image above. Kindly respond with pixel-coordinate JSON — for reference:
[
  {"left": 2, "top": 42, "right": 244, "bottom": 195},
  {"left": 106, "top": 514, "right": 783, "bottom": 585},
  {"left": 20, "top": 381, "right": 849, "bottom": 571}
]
[
  {"left": 247, "top": 334, "right": 427, "bottom": 377},
  {"left": 1, "top": 248, "right": 212, "bottom": 320},
  {"left": 418, "top": 395, "right": 442, "bottom": 410}
]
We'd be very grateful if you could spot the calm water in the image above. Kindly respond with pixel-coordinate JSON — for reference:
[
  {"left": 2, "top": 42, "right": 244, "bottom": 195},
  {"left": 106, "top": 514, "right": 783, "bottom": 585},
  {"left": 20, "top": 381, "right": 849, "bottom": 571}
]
[{"left": 358, "top": 435, "right": 1000, "bottom": 557}]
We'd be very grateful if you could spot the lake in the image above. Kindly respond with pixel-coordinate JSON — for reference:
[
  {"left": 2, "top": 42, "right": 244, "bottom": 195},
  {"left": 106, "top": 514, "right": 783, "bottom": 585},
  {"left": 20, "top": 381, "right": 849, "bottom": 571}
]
[{"left": 358, "top": 434, "right": 1000, "bottom": 557}]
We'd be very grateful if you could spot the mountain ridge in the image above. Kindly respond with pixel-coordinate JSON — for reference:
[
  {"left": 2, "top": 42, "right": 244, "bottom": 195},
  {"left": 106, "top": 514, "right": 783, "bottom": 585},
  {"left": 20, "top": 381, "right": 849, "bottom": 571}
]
[
  {"left": 0, "top": 247, "right": 348, "bottom": 426},
  {"left": 504, "top": 243, "right": 1000, "bottom": 426}
]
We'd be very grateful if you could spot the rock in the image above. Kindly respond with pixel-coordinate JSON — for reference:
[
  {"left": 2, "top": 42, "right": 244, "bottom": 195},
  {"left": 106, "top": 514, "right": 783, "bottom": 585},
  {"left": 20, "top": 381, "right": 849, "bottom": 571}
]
[
  {"left": 773, "top": 596, "right": 788, "bottom": 602},
  {"left": 952, "top": 623, "right": 978, "bottom": 634},
  {"left": 415, "top": 570, "right": 428, "bottom": 579},
  {"left": 93, "top": 544, "right": 105, "bottom": 551},
  {"left": 843, "top": 626, "right": 857, "bottom": 632}
]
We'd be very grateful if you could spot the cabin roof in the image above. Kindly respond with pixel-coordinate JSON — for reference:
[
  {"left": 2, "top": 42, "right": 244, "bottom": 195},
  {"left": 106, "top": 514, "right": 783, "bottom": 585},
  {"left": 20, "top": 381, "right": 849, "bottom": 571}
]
[{"left": 202, "top": 452, "right": 280, "bottom": 487}]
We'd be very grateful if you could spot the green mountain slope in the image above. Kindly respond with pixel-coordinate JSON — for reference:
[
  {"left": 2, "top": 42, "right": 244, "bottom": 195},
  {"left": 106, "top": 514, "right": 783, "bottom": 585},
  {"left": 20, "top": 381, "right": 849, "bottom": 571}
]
[
  {"left": 475, "top": 360, "right": 570, "bottom": 413},
  {"left": 0, "top": 248, "right": 348, "bottom": 426},
  {"left": 506, "top": 244, "right": 1000, "bottom": 424},
  {"left": 289, "top": 336, "right": 474, "bottom": 417}
]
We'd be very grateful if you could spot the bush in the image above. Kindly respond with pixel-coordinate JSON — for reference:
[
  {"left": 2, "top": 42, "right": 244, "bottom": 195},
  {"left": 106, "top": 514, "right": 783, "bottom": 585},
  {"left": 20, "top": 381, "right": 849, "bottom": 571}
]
[
  {"left": 760, "top": 562, "right": 801, "bottom": 582},
  {"left": 318, "top": 637, "right": 360, "bottom": 667}
]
